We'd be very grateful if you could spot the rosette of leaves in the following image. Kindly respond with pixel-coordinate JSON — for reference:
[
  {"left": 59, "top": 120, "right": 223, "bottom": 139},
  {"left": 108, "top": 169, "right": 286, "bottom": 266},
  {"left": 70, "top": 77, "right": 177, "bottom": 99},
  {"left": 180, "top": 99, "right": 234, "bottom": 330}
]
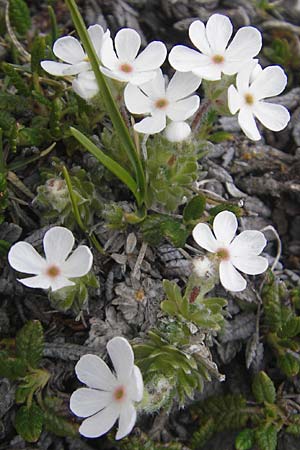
[
  {"left": 262, "top": 272, "right": 300, "bottom": 377},
  {"left": 48, "top": 272, "right": 99, "bottom": 313},
  {"left": 0, "top": 320, "right": 77, "bottom": 442},
  {"left": 134, "top": 280, "right": 226, "bottom": 408},
  {"left": 34, "top": 165, "right": 102, "bottom": 230},
  {"left": 191, "top": 371, "right": 300, "bottom": 450},
  {"left": 144, "top": 135, "right": 201, "bottom": 211}
]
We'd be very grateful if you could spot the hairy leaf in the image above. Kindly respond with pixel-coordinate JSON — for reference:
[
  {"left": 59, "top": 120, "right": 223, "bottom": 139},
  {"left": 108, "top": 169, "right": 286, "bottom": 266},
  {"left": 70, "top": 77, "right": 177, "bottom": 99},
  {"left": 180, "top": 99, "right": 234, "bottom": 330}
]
[
  {"left": 252, "top": 371, "right": 276, "bottom": 404},
  {"left": 15, "top": 402, "right": 43, "bottom": 443},
  {"left": 16, "top": 320, "right": 44, "bottom": 369}
]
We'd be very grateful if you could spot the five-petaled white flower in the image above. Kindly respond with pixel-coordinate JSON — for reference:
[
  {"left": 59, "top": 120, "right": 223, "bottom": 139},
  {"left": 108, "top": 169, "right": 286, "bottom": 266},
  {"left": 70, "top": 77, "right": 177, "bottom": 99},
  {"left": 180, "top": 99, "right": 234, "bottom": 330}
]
[
  {"left": 8, "top": 227, "right": 93, "bottom": 292},
  {"left": 41, "top": 25, "right": 109, "bottom": 76},
  {"left": 228, "top": 62, "right": 290, "bottom": 141},
  {"left": 100, "top": 28, "right": 167, "bottom": 85},
  {"left": 169, "top": 14, "right": 262, "bottom": 81},
  {"left": 192, "top": 211, "right": 268, "bottom": 292},
  {"left": 70, "top": 336, "right": 143, "bottom": 440},
  {"left": 124, "top": 70, "right": 201, "bottom": 135}
]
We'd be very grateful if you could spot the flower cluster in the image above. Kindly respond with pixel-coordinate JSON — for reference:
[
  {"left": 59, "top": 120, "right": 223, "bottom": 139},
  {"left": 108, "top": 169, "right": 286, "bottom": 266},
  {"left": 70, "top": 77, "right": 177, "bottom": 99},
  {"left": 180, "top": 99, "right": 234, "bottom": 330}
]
[{"left": 41, "top": 13, "right": 290, "bottom": 142}]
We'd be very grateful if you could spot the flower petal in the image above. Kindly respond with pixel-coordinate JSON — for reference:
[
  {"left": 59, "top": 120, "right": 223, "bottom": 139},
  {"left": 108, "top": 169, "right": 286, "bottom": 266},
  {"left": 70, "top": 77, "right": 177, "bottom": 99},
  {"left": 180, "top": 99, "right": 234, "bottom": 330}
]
[
  {"left": 189, "top": 20, "right": 211, "bottom": 55},
  {"left": 167, "top": 95, "right": 199, "bottom": 121},
  {"left": 169, "top": 46, "right": 207, "bottom": 72},
  {"left": 75, "top": 354, "right": 117, "bottom": 391},
  {"left": 228, "top": 85, "right": 243, "bottom": 114},
  {"left": 166, "top": 71, "right": 201, "bottom": 101},
  {"left": 72, "top": 73, "right": 99, "bottom": 100},
  {"left": 238, "top": 107, "right": 261, "bottom": 141},
  {"left": 235, "top": 62, "right": 257, "bottom": 93},
  {"left": 49, "top": 275, "right": 75, "bottom": 292},
  {"left": 43, "top": 226, "right": 74, "bottom": 264},
  {"left": 101, "top": 37, "right": 119, "bottom": 70},
  {"left": 253, "top": 102, "right": 290, "bottom": 132},
  {"left": 53, "top": 36, "right": 85, "bottom": 64},
  {"left": 124, "top": 84, "right": 152, "bottom": 114},
  {"left": 62, "top": 61, "right": 91, "bottom": 76},
  {"left": 225, "top": 27, "right": 262, "bottom": 60},
  {"left": 115, "top": 28, "right": 141, "bottom": 62},
  {"left": 134, "top": 114, "right": 166, "bottom": 134},
  {"left": 61, "top": 245, "right": 93, "bottom": 278},
  {"left": 107, "top": 337, "right": 134, "bottom": 383},
  {"left": 206, "top": 14, "right": 233, "bottom": 53},
  {"left": 8, "top": 242, "right": 47, "bottom": 275},
  {"left": 41, "top": 61, "right": 72, "bottom": 76},
  {"left": 165, "top": 121, "right": 191, "bottom": 142},
  {"left": 134, "top": 41, "right": 167, "bottom": 71},
  {"left": 192, "top": 223, "right": 218, "bottom": 253},
  {"left": 192, "top": 63, "right": 222, "bottom": 81},
  {"left": 231, "top": 255, "right": 268, "bottom": 275},
  {"left": 128, "top": 366, "right": 144, "bottom": 402},
  {"left": 79, "top": 402, "right": 119, "bottom": 438},
  {"left": 18, "top": 275, "right": 50, "bottom": 289},
  {"left": 116, "top": 402, "right": 136, "bottom": 440},
  {"left": 139, "top": 69, "right": 166, "bottom": 99},
  {"left": 128, "top": 71, "right": 158, "bottom": 86},
  {"left": 213, "top": 210, "right": 237, "bottom": 245},
  {"left": 70, "top": 388, "right": 112, "bottom": 418},
  {"left": 250, "top": 66, "right": 287, "bottom": 100},
  {"left": 229, "top": 230, "right": 267, "bottom": 256},
  {"left": 87, "top": 24, "right": 105, "bottom": 58},
  {"left": 219, "top": 260, "right": 247, "bottom": 292}
]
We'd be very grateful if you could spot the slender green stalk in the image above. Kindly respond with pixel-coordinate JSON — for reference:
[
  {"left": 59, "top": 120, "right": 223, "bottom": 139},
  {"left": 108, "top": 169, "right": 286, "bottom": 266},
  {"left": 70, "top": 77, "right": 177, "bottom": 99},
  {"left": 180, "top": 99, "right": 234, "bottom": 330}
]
[
  {"left": 70, "top": 127, "right": 139, "bottom": 201},
  {"left": 62, "top": 165, "right": 104, "bottom": 254},
  {"left": 65, "top": 0, "right": 146, "bottom": 206}
]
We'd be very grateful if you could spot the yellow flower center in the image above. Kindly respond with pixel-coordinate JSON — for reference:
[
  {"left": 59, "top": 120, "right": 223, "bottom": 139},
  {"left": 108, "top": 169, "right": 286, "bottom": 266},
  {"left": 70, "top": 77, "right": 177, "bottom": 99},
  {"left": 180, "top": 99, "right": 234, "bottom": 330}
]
[
  {"left": 244, "top": 93, "right": 254, "bottom": 105},
  {"left": 155, "top": 98, "right": 169, "bottom": 109},
  {"left": 216, "top": 248, "right": 230, "bottom": 261},
  {"left": 212, "top": 54, "right": 224, "bottom": 64},
  {"left": 114, "top": 386, "right": 126, "bottom": 401},
  {"left": 120, "top": 63, "right": 133, "bottom": 73},
  {"left": 46, "top": 265, "right": 60, "bottom": 278},
  {"left": 83, "top": 56, "right": 90, "bottom": 62}
]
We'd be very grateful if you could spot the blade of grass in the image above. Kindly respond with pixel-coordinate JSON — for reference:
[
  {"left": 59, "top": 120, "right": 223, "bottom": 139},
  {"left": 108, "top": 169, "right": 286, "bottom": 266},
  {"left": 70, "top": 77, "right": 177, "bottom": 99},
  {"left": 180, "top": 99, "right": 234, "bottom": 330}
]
[
  {"left": 70, "top": 127, "right": 139, "bottom": 200},
  {"left": 65, "top": 0, "right": 146, "bottom": 206},
  {"left": 62, "top": 165, "right": 104, "bottom": 254}
]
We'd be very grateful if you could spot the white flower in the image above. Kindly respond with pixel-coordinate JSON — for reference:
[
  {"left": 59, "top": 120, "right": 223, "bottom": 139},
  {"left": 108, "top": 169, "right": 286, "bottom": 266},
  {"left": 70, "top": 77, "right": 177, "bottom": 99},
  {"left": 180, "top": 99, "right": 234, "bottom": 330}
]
[
  {"left": 8, "top": 227, "right": 93, "bottom": 292},
  {"left": 124, "top": 70, "right": 201, "bottom": 135},
  {"left": 72, "top": 71, "right": 99, "bottom": 100},
  {"left": 70, "top": 337, "right": 143, "bottom": 440},
  {"left": 164, "top": 121, "right": 192, "bottom": 142},
  {"left": 41, "top": 25, "right": 109, "bottom": 76},
  {"left": 228, "top": 62, "right": 290, "bottom": 140},
  {"left": 192, "top": 256, "right": 214, "bottom": 279},
  {"left": 192, "top": 211, "right": 268, "bottom": 292},
  {"left": 100, "top": 28, "right": 167, "bottom": 85},
  {"left": 169, "top": 14, "right": 262, "bottom": 81}
]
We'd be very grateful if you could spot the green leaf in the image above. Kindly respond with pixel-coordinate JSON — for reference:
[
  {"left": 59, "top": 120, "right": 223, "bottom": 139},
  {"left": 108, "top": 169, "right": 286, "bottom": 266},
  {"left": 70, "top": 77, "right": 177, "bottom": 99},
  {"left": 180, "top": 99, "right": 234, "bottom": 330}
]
[
  {"left": 286, "top": 416, "right": 300, "bottom": 436},
  {"left": 9, "top": 0, "right": 31, "bottom": 36},
  {"left": 183, "top": 195, "right": 206, "bottom": 223},
  {"left": 2, "top": 63, "right": 31, "bottom": 96},
  {"left": 16, "top": 320, "right": 44, "bottom": 369},
  {"left": 277, "top": 353, "right": 299, "bottom": 377},
  {"left": 191, "top": 418, "right": 215, "bottom": 449},
  {"left": 0, "top": 351, "right": 26, "bottom": 380},
  {"left": 255, "top": 423, "right": 277, "bottom": 450},
  {"left": 252, "top": 371, "right": 276, "bottom": 404},
  {"left": 235, "top": 429, "right": 255, "bottom": 450},
  {"left": 31, "top": 35, "right": 46, "bottom": 75},
  {"left": 209, "top": 204, "right": 242, "bottom": 219},
  {"left": 15, "top": 402, "right": 43, "bottom": 443}
]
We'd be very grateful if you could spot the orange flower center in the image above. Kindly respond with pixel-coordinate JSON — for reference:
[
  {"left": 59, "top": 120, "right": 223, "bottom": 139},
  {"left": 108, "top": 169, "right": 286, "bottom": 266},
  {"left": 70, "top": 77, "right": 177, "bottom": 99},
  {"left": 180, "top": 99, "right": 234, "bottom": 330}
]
[
  {"left": 114, "top": 386, "right": 126, "bottom": 401},
  {"left": 120, "top": 63, "right": 133, "bottom": 73},
  {"left": 46, "top": 265, "right": 60, "bottom": 278},
  {"left": 212, "top": 54, "right": 224, "bottom": 64},
  {"left": 244, "top": 93, "right": 254, "bottom": 105},
  {"left": 216, "top": 248, "right": 230, "bottom": 261},
  {"left": 155, "top": 98, "right": 169, "bottom": 109}
]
